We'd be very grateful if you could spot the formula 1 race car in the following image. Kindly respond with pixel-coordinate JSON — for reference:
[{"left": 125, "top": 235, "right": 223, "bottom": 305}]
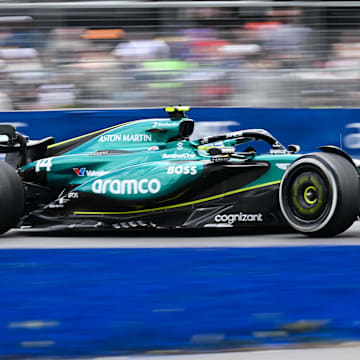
[{"left": 0, "top": 106, "right": 359, "bottom": 237}]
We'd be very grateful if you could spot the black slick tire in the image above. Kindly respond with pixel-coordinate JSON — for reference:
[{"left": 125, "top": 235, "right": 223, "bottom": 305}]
[
  {"left": 279, "top": 152, "right": 359, "bottom": 237},
  {"left": 0, "top": 161, "right": 24, "bottom": 235}
]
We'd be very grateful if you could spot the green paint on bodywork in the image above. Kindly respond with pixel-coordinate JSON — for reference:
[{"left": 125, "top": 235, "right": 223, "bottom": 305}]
[
  {"left": 20, "top": 116, "right": 301, "bottom": 210},
  {"left": 77, "top": 160, "right": 203, "bottom": 201},
  {"left": 65, "top": 119, "right": 185, "bottom": 154},
  {"left": 74, "top": 180, "right": 282, "bottom": 215}
]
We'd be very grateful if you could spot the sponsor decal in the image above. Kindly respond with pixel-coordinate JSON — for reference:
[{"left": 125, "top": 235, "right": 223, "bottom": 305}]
[
  {"left": 226, "top": 131, "right": 243, "bottom": 139},
  {"left": 215, "top": 212, "right": 263, "bottom": 224},
  {"left": 98, "top": 134, "right": 152, "bottom": 142},
  {"left": 161, "top": 153, "right": 195, "bottom": 159},
  {"left": 68, "top": 192, "right": 79, "bottom": 199},
  {"left": 211, "top": 156, "right": 230, "bottom": 163},
  {"left": 73, "top": 168, "right": 110, "bottom": 177},
  {"left": 152, "top": 121, "right": 178, "bottom": 128},
  {"left": 35, "top": 158, "right": 53, "bottom": 172},
  {"left": 167, "top": 165, "right": 197, "bottom": 175},
  {"left": 92, "top": 178, "right": 161, "bottom": 195},
  {"left": 148, "top": 146, "right": 159, "bottom": 151},
  {"left": 73, "top": 168, "right": 85, "bottom": 176},
  {"left": 48, "top": 197, "right": 68, "bottom": 209},
  {"left": 269, "top": 149, "right": 288, "bottom": 154},
  {"left": 48, "top": 204, "right": 64, "bottom": 209}
]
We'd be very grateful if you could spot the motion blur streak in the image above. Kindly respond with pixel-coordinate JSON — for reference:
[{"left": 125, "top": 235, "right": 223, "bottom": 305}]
[
  {"left": 1, "top": 246, "right": 360, "bottom": 357},
  {"left": 0, "top": 2, "right": 359, "bottom": 109}
]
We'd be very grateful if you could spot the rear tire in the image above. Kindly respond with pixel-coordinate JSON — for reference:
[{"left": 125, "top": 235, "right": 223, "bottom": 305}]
[
  {"left": 279, "top": 153, "right": 359, "bottom": 237},
  {"left": 0, "top": 161, "right": 24, "bottom": 235}
]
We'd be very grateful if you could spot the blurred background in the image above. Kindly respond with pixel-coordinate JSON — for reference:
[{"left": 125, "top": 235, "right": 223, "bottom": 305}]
[
  {"left": 3, "top": 3, "right": 360, "bottom": 358},
  {"left": 0, "top": 0, "right": 360, "bottom": 110}
]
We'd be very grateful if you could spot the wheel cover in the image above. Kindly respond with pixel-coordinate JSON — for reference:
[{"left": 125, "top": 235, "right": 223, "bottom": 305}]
[{"left": 289, "top": 171, "right": 329, "bottom": 221}]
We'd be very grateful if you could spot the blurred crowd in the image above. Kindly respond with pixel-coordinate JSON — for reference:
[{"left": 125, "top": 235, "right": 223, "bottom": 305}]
[{"left": 0, "top": 6, "right": 360, "bottom": 110}]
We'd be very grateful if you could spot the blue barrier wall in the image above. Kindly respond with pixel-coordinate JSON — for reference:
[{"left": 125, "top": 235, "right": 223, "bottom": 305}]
[
  {"left": 1, "top": 247, "right": 360, "bottom": 357},
  {"left": 1, "top": 108, "right": 360, "bottom": 157}
]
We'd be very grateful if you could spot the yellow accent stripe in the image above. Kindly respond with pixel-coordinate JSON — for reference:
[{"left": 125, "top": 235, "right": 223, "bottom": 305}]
[
  {"left": 47, "top": 122, "right": 131, "bottom": 149},
  {"left": 165, "top": 106, "right": 190, "bottom": 112},
  {"left": 74, "top": 180, "right": 281, "bottom": 215}
]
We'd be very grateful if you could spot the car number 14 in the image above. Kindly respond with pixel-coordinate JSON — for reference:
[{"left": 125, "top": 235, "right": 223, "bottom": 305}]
[{"left": 35, "top": 158, "right": 53, "bottom": 172}]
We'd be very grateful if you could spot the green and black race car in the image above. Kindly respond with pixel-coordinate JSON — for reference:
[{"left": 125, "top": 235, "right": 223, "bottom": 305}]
[{"left": 0, "top": 106, "right": 359, "bottom": 237}]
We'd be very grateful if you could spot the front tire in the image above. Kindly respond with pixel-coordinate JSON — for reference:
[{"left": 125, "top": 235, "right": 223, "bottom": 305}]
[
  {"left": 279, "top": 153, "right": 359, "bottom": 237},
  {"left": 0, "top": 161, "right": 24, "bottom": 235}
]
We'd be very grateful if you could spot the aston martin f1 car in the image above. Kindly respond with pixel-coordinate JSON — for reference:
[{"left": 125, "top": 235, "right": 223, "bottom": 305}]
[{"left": 0, "top": 106, "right": 359, "bottom": 237}]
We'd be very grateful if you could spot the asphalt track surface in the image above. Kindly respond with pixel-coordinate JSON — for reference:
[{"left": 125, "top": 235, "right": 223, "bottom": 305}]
[
  {"left": 92, "top": 346, "right": 360, "bottom": 360},
  {"left": 3, "top": 222, "right": 360, "bottom": 360},
  {"left": 1, "top": 221, "right": 360, "bottom": 248}
]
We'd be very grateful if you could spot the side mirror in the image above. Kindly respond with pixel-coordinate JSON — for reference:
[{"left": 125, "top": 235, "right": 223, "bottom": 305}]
[
  {"left": 288, "top": 144, "right": 300, "bottom": 154},
  {"left": 0, "top": 135, "right": 9, "bottom": 143}
]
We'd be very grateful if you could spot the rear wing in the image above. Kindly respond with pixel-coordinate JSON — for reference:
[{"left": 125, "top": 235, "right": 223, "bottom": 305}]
[
  {"left": 0, "top": 124, "right": 54, "bottom": 168},
  {"left": 0, "top": 124, "right": 17, "bottom": 142}
]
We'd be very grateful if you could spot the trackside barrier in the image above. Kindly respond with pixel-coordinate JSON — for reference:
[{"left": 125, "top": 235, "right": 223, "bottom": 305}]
[
  {"left": 1, "top": 247, "right": 360, "bottom": 357},
  {"left": 1, "top": 108, "right": 360, "bottom": 157}
]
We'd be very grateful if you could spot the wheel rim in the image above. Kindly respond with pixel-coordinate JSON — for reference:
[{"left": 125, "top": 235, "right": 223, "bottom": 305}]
[
  {"left": 279, "top": 158, "right": 338, "bottom": 233},
  {"left": 288, "top": 170, "right": 329, "bottom": 221},
  {"left": 304, "top": 186, "right": 317, "bottom": 205}
]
